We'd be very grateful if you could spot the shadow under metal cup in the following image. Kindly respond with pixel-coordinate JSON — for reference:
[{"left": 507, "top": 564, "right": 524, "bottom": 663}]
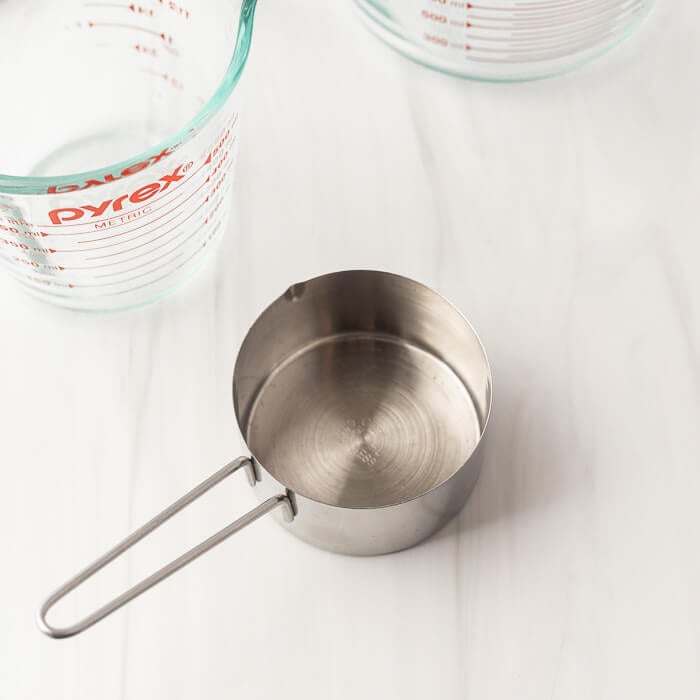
[{"left": 39, "top": 270, "right": 493, "bottom": 638}]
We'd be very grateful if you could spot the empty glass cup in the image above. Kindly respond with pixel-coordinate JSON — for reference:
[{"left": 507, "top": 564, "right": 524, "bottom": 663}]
[
  {"left": 353, "top": 0, "right": 653, "bottom": 81},
  {"left": 0, "top": 0, "right": 257, "bottom": 310}
]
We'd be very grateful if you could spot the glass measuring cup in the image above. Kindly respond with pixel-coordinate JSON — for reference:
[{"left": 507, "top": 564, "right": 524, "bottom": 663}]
[
  {"left": 0, "top": 0, "right": 257, "bottom": 310},
  {"left": 353, "top": 0, "right": 653, "bottom": 81}
]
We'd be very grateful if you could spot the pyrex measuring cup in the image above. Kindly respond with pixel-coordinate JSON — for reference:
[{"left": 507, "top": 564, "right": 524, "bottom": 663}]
[
  {"left": 0, "top": 0, "right": 258, "bottom": 310},
  {"left": 354, "top": 0, "right": 653, "bottom": 80},
  {"left": 38, "top": 270, "right": 493, "bottom": 638}
]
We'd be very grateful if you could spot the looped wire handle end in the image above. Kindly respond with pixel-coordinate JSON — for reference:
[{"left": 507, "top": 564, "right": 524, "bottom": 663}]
[{"left": 38, "top": 457, "right": 294, "bottom": 639}]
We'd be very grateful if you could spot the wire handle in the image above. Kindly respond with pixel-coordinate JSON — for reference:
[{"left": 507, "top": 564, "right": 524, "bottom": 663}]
[{"left": 38, "top": 457, "right": 294, "bottom": 639}]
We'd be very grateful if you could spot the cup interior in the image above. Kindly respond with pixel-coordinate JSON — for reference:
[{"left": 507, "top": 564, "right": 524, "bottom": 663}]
[
  {"left": 1, "top": 0, "right": 251, "bottom": 180},
  {"left": 233, "top": 271, "right": 492, "bottom": 509}
]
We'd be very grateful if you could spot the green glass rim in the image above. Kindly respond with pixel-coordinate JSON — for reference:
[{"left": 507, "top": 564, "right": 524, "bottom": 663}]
[{"left": 0, "top": 0, "right": 257, "bottom": 196}]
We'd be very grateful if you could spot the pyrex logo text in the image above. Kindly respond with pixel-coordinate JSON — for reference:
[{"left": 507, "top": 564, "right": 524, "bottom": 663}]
[{"left": 48, "top": 165, "right": 186, "bottom": 225}]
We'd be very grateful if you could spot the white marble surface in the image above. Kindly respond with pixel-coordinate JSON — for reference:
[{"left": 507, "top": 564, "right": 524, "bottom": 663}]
[{"left": 2, "top": 1, "right": 700, "bottom": 698}]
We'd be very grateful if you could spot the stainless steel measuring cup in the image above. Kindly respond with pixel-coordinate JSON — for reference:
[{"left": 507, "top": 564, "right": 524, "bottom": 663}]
[{"left": 38, "top": 270, "right": 492, "bottom": 639}]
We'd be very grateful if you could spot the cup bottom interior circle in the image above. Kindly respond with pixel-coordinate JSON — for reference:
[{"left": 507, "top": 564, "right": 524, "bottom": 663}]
[{"left": 245, "top": 333, "right": 482, "bottom": 509}]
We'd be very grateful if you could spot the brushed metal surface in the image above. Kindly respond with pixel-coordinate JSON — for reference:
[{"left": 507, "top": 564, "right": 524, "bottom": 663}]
[
  {"left": 253, "top": 437, "right": 486, "bottom": 556},
  {"left": 235, "top": 270, "right": 492, "bottom": 555},
  {"left": 246, "top": 333, "right": 480, "bottom": 508}
]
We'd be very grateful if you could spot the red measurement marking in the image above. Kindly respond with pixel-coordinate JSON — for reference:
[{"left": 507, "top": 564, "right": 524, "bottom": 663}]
[
  {"left": 13, "top": 257, "right": 64, "bottom": 271},
  {"left": 96, "top": 245, "right": 184, "bottom": 278},
  {"left": 75, "top": 219, "right": 222, "bottom": 298},
  {"left": 83, "top": 2, "right": 153, "bottom": 14},
  {"left": 177, "top": 223, "right": 221, "bottom": 263},
  {"left": 424, "top": 32, "right": 448, "bottom": 46},
  {"left": 204, "top": 191, "right": 225, "bottom": 221},
  {"left": 141, "top": 70, "right": 184, "bottom": 89},
  {"left": 73, "top": 250, "right": 186, "bottom": 288},
  {"left": 100, "top": 266, "right": 171, "bottom": 295},
  {"left": 18, "top": 231, "right": 50, "bottom": 239},
  {"left": 67, "top": 224, "right": 189, "bottom": 270},
  {"left": 1, "top": 237, "right": 30, "bottom": 250},
  {"left": 87, "top": 221, "right": 191, "bottom": 268},
  {"left": 134, "top": 43, "right": 157, "bottom": 56},
  {"left": 79, "top": 176, "right": 210, "bottom": 245},
  {"left": 0, "top": 216, "right": 31, "bottom": 226},
  {"left": 80, "top": 191, "right": 187, "bottom": 238},
  {"left": 23, "top": 274, "right": 74, "bottom": 289},
  {"left": 421, "top": 10, "right": 448, "bottom": 23},
  {"left": 158, "top": 0, "right": 191, "bottom": 20},
  {"left": 207, "top": 150, "right": 230, "bottom": 180},
  {"left": 464, "top": 0, "right": 639, "bottom": 24},
  {"left": 499, "top": 9, "right": 647, "bottom": 47},
  {"left": 209, "top": 127, "right": 234, "bottom": 162},
  {"left": 0, "top": 223, "right": 49, "bottom": 238},
  {"left": 164, "top": 73, "right": 184, "bottom": 90},
  {"left": 201, "top": 220, "right": 222, "bottom": 248},
  {"left": 486, "top": 0, "right": 619, "bottom": 11},
  {"left": 129, "top": 3, "right": 154, "bottom": 16},
  {"left": 83, "top": 193, "right": 209, "bottom": 254},
  {"left": 207, "top": 172, "right": 228, "bottom": 199},
  {"left": 88, "top": 194, "right": 213, "bottom": 260},
  {"left": 87, "top": 21, "right": 173, "bottom": 43},
  {"left": 1, "top": 237, "right": 55, "bottom": 253}
]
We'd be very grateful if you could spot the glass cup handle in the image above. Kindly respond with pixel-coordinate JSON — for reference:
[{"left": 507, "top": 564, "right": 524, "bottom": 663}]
[{"left": 37, "top": 457, "right": 295, "bottom": 639}]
